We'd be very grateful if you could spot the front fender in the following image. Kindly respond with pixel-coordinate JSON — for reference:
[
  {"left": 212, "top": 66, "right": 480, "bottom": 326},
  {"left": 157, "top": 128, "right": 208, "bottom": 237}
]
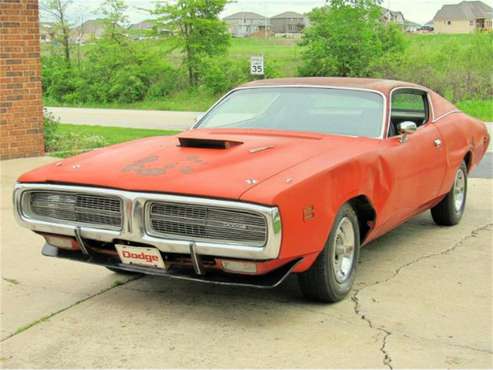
[{"left": 241, "top": 152, "right": 388, "bottom": 269}]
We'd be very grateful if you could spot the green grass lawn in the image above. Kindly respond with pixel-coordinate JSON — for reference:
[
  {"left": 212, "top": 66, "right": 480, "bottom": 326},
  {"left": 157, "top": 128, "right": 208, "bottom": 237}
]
[
  {"left": 57, "top": 124, "right": 179, "bottom": 144},
  {"left": 229, "top": 37, "right": 301, "bottom": 76},
  {"left": 456, "top": 100, "right": 493, "bottom": 122},
  {"left": 47, "top": 123, "right": 179, "bottom": 157}
]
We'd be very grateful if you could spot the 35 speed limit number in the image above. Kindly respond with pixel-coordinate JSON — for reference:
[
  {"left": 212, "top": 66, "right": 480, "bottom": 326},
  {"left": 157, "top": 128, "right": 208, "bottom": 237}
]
[{"left": 250, "top": 56, "right": 264, "bottom": 76}]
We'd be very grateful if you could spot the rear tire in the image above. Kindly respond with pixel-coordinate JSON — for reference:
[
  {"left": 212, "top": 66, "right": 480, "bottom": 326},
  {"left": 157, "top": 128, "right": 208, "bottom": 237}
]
[
  {"left": 431, "top": 161, "right": 468, "bottom": 226},
  {"left": 298, "top": 203, "right": 360, "bottom": 303}
]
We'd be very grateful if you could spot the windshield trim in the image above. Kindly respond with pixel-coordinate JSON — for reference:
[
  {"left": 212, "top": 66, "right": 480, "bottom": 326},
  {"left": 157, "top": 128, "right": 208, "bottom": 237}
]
[{"left": 193, "top": 85, "right": 388, "bottom": 139}]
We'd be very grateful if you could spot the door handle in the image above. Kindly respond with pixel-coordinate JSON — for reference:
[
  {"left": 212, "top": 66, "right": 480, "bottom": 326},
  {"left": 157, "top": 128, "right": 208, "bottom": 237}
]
[{"left": 434, "top": 138, "right": 442, "bottom": 148}]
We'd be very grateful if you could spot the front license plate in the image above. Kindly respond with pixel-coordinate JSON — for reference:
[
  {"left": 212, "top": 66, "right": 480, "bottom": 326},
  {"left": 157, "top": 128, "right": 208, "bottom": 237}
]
[{"left": 115, "top": 244, "right": 166, "bottom": 269}]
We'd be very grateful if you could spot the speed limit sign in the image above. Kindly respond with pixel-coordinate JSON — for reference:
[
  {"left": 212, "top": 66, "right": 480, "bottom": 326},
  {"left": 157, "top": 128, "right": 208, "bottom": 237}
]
[{"left": 250, "top": 55, "right": 264, "bottom": 76}]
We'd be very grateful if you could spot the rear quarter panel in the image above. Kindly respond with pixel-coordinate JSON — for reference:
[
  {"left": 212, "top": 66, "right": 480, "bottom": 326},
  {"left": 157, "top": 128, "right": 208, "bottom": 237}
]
[
  {"left": 434, "top": 112, "right": 489, "bottom": 195},
  {"left": 429, "top": 91, "right": 489, "bottom": 194}
]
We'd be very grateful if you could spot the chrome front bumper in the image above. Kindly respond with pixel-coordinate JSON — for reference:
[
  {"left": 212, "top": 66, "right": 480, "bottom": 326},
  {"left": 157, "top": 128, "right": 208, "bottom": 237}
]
[{"left": 14, "top": 183, "right": 282, "bottom": 260}]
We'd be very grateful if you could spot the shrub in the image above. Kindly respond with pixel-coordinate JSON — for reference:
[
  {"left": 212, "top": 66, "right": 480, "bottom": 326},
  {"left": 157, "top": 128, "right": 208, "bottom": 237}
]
[
  {"left": 43, "top": 109, "right": 60, "bottom": 152},
  {"left": 372, "top": 33, "right": 493, "bottom": 102},
  {"left": 44, "top": 111, "right": 107, "bottom": 156},
  {"left": 41, "top": 56, "right": 77, "bottom": 101},
  {"left": 199, "top": 57, "right": 247, "bottom": 94},
  {"left": 299, "top": 0, "right": 406, "bottom": 77},
  {"left": 42, "top": 38, "right": 181, "bottom": 104}
]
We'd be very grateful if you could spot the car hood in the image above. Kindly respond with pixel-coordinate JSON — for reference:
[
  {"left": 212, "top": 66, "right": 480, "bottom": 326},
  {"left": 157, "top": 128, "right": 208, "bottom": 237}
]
[{"left": 19, "top": 129, "right": 380, "bottom": 201}]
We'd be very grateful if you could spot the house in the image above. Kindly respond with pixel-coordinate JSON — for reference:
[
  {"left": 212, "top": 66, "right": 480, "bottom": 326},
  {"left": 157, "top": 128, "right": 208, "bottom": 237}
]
[
  {"left": 223, "top": 12, "right": 270, "bottom": 37},
  {"left": 381, "top": 8, "right": 406, "bottom": 27},
  {"left": 130, "top": 20, "right": 154, "bottom": 31},
  {"left": 433, "top": 1, "right": 493, "bottom": 34},
  {"left": 129, "top": 20, "right": 171, "bottom": 39},
  {"left": 404, "top": 20, "right": 421, "bottom": 32},
  {"left": 40, "top": 22, "right": 55, "bottom": 42},
  {"left": 70, "top": 19, "right": 106, "bottom": 44},
  {"left": 270, "top": 11, "right": 306, "bottom": 35}
]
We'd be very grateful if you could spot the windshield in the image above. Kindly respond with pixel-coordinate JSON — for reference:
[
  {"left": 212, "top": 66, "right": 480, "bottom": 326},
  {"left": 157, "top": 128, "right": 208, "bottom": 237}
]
[{"left": 197, "top": 87, "right": 384, "bottom": 138}]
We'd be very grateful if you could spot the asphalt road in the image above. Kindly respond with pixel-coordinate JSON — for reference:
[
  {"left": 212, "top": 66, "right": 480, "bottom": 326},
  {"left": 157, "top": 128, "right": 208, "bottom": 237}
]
[
  {"left": 471, "top": 152, "right": 492, "bottom": 179},
  {"left": 46, "top": 107, "right": 201, "bottom": 131},
  {"left": 1, "top": 157, "right": 492, "bottom": 368}
]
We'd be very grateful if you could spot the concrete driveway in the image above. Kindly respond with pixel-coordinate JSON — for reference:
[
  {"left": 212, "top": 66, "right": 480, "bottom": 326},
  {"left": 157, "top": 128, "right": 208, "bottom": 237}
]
[{"left": 1, "top": 157, "right": 492, "bottom": 368}]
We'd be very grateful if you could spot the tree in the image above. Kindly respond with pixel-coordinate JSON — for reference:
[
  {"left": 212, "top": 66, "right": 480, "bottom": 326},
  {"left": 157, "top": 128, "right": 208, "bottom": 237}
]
[
  {"left": 100, "top": 0, "right": 129, "bottom": 43},
  {"left": 299, "top": 0, "right": 406, "bottom": 77},
  {"left": 153, "top": 0, "right": 230, "bottom": 87},
  {"left": 40, "top": 0, "right": 73, "bottom": 66}
]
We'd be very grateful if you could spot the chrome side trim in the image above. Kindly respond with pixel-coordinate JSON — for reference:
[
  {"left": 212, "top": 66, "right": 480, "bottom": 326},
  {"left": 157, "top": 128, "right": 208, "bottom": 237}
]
[
  {"left": 193, "top": 85, "right": 388, "bottom": 139},
  {"left": 432, "top": 109, "right": 461, "bottom": 123},
  {"left": 14, "top": 183, "right": 283, "bottom": 260}
]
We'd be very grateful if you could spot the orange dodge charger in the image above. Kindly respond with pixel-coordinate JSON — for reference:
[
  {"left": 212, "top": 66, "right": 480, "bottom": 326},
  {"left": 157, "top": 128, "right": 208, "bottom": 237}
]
[{"left": 14, "top": 78, "right": 490, "bottom": 302}]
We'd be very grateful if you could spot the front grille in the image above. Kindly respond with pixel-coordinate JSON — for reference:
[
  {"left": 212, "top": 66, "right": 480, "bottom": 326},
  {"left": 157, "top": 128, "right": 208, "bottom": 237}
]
[
  {"left": 27, "top": 191, "right": 122, "bottom": 229},
  {"left": 147, "top": 202, "right": 267, "bottom": 246}
]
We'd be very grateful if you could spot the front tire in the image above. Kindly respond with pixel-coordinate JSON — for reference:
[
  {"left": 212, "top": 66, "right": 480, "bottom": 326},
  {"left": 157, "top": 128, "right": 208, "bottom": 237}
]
[
  {"left": 431, "top": 161, "right": 468, "bottom": 226},
  {"left": 298, "top": 203, "right": 360, "bottom": 303}
]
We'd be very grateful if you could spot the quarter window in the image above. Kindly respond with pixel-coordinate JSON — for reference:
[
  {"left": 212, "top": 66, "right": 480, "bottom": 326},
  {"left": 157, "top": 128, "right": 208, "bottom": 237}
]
[{"left": 389, "top": 90, "right": 430, "bottom": 137}]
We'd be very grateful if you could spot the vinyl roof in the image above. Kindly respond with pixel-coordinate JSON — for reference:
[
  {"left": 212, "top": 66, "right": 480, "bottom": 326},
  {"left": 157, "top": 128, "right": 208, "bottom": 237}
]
[{"left": 241, "top": 77, "right": 428, "bottom": 95}]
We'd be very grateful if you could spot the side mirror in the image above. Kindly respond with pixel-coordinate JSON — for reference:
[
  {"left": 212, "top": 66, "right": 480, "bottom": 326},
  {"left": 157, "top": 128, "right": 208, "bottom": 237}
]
[{"left": 398, "top": 121, "right": 417, "bottom": 143}]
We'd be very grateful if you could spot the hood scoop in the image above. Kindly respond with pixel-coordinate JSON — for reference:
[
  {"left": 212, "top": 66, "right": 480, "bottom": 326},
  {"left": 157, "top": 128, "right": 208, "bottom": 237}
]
[{"left": 178, "top": 137, "right": 243, "bottom": 149}]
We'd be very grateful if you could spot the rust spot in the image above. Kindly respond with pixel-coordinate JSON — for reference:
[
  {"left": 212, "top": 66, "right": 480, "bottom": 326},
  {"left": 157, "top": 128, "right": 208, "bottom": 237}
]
[
  {"left": 122, "top": 155, "right": 175, "bottom": 176},
  {"left": 186, "top": 155, "right": 205, "bottom": 164},
  {"left": 180, "top": 166, "right": 193, "bottom": 174}
]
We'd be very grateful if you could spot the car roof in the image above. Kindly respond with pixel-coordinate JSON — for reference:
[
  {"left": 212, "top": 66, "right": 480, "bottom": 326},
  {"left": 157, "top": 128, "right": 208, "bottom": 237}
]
[{"left": 240, "top": 77, "right": 428, "bottom": 95}]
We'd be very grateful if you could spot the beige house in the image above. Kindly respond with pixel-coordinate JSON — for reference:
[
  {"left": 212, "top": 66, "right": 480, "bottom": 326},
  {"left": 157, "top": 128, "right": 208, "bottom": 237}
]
[
  {"left": 70, "top": 19, "right": 106, "bottom": 44},
  {"left": 381, "top": 8, "right": 406, "bottom": 27},
  {"left": 270, "top": 11, "right": 305, "bottom": 35},
  {"left": 223, "top": 12, "right": 270, "bottom": 37},
  {"left": 433, "top": 1, "right": 493, "bottom": 34}
]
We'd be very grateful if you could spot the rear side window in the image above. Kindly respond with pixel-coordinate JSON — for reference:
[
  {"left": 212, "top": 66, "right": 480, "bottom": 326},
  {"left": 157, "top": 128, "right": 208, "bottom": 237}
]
[
  {"left": 391, "top": 90, "right": 429, "bottom": 124},
  {"left": 388, "top": 90, "right": 430, "bottom": 137}
]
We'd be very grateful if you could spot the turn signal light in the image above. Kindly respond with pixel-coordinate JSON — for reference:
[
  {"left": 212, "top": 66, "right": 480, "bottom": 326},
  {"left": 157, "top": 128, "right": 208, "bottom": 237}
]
[
  {"left": 42, "top": 234, "right": 80, "bottom": 250},
  {"left": 218, "top": 259, "right": 257, "bottom": 274}
]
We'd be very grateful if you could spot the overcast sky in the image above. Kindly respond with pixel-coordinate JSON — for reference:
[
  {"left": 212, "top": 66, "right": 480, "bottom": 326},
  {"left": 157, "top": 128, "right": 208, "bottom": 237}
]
[{"left": 48, "top": 0, "right": 473, "bottom": 26}]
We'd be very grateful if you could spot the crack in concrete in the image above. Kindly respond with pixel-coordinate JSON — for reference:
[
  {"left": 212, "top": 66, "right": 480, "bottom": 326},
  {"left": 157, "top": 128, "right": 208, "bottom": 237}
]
[
  {"left": 0, "top": 275, "right": 142, "bottom": 343},
  {"left": 351, "top": 289, "right": 394, "bottom": 369},
  {"left": 351, "top": 223, "right": 493, "bottom": 369},
  {"left": 378, "top": 223, "right": 493, "bottom": 288},
  {"left": 2, "top": 277, "right": 20, "bottom": 285}
]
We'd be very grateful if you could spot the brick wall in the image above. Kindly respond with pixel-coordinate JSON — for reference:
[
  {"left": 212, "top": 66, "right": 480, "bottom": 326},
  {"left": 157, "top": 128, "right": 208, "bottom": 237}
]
[{"left": 0, "top": 0, "right": 44, "bottom": 160}]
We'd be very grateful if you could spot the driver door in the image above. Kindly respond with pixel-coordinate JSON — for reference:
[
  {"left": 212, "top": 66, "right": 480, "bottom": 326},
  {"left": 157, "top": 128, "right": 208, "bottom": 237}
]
[{"left": 379, "top": 89, "right": 447, "bottom": 228}]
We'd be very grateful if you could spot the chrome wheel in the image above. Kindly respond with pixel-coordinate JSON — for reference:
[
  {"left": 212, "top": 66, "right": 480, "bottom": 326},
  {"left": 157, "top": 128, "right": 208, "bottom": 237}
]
[
  {"left": 332, "top": 216, "right": 355, "bottom": 284},
  {"left": 453, "top": 168, "right": 466, "bottom": 212}
]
